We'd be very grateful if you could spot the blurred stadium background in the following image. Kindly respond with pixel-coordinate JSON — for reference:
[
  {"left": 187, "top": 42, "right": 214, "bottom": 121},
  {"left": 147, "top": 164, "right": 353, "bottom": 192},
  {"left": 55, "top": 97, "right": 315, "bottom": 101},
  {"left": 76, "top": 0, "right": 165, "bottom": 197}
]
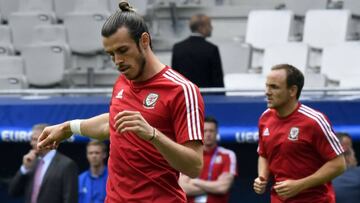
[{"left": 0, "top": 0, "right": 360, "bottom": 202}]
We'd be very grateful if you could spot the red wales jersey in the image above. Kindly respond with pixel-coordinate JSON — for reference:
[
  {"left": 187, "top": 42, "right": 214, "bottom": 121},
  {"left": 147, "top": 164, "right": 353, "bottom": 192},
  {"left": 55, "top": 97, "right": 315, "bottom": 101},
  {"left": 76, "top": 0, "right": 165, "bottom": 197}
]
[
  {"left": 188, "top": 146, "right": 237, "bottom": 203},
  {"left": 258, "top": 103, "right": 343, "bottom": 203},
  {"left": 106, "top": 66, "right": 204, "bottom": 203}
]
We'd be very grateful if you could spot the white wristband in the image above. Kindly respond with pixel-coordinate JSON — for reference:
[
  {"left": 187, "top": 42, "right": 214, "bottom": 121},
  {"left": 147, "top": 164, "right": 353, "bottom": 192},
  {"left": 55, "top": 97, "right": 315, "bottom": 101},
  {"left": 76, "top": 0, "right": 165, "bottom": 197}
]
[{"left": 70, "top": 119, "right": 83, "bottom": 135}]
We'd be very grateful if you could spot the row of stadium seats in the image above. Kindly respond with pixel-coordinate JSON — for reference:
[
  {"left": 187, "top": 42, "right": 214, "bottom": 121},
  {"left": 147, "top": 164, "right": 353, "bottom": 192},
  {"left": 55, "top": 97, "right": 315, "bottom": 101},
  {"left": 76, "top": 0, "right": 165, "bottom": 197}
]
[
  {"left": 224, "top": 42, "right": 360, "bottom": 93},
  {"left": 1, "top": 0, "right": 360, "bottom": 90},
  {"left": 0, "top": 0, "right": 147, "bottom": 22}
]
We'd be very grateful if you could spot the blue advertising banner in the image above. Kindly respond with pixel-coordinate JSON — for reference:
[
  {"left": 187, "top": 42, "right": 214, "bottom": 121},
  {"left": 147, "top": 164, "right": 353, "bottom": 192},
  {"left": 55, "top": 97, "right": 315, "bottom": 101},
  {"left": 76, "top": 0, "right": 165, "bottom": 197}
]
[{"left": 0, "top": 95, "right": 359, "bottom": 143}]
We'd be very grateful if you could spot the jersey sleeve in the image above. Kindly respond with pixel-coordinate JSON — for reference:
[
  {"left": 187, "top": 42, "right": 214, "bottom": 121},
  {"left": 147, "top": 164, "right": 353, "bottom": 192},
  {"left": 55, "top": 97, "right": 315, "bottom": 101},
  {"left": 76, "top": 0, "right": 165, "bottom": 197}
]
[
  {"left": 171, "top": 83, "right": 204, "bottom": 144},
  {"left": 222, "top": 149, "right": 238, "bottom": 176},
  {"left": 312, "top": 113, "right": 344, "bottom": 161},
  {"left": 257, "top": 116, "right": 267, "bottom": 158}
]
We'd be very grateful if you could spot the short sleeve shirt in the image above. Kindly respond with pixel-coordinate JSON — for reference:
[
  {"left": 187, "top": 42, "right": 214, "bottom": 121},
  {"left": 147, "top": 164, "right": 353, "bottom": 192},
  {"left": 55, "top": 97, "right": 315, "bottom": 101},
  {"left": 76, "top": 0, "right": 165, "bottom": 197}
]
[
  {"left": 258, "top": 103, "right": 343, "bottom": 203},
  {"left": 106, "top": 66, "right": 204, "bottom": 203},
  {"left": 188, "top": 146, "right": 237, "bottom": 203}
]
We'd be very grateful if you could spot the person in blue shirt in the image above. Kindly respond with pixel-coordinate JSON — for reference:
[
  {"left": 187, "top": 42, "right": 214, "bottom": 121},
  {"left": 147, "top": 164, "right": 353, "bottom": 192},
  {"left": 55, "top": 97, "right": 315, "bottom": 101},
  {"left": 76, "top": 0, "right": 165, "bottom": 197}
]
[
  {"left": 78, "top": 140, "right": 108, "bottom": 203},
  {"left": 333, "top": 132, "right": 360, "bottom": 203}
]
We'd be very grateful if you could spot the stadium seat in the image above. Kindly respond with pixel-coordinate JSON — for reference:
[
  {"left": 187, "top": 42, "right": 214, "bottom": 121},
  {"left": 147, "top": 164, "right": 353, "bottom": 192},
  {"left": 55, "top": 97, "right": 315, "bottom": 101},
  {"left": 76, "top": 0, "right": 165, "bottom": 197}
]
[
  {"left": 245, "top": 10, "right": 294, "bottom": 50},
  {"left": 214, "top": 38, "right": 251, "bottom": 74},
  {"left": 262, "top": 43, "right": 309, "bottom": 76},
  {"left": 284, "top": 0, "right": 328, "bottom": 17},
  {"left": 0, "top": 56, "right": 28, "bottom": 89},
  {"left": 21, "top": 25, "right": 70, "bottom": 87},
  {"left": 69, "top": 67, "right": 119, "bottom": 87},
  {"left": 8, "top": 0, "right": 56, "bottom": 51},
  {"left": 9, "top": 12, "right": 55, "bottom": 51},
  {"left": 18, "top": 0, "right": 54, "bottom": 12},
  {"left": 303, "top": 9, "right": 352, "bottom": 49},
  {"left": 63, "top": 0, "right": 111, "bottom": 87},
  {"left": 64, "top": 0, "right": 110, "bottom": 54},
  {"left": 31, "top": 24, "right": 68, "bottom": 44},
  {"left": 303, "top": 9, "right": 353, "bottom": 70},
  {"left": 54, "top": 0, "right": 75, "bottom": 21},
  {"left": 0, "top": 0, "right": 20, "bottom": 22},
  {"left": 262, "top": 42, "right": 326, "bottom": 88},
  {"left": 245, "top": 10, "right": 294, "bottom": 69},
  {"left": 224, "top": 73, "right": 265, "bottom": 96},
  {"left": 321, "top": 42, "right": 360, "bottom": 88},
  {"left": 343, "top": 0, "right": 360, "bottom": 16},
  {"left": 0, "top": 26, "right": 15, "bottom": 55},
  {"left": 74, "top": 0, "right": 109, "bottom": 13}
]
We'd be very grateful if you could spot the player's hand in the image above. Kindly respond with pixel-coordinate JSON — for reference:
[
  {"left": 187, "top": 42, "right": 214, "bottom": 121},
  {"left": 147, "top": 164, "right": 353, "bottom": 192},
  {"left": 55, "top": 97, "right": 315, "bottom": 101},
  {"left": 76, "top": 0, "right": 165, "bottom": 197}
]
[
  {"left": 253, "top": 176, "right": 268, "bottom": 194},
  {"left": 37, "top": 123, "right": 73, "bottom": 150},
  {"left": 274, "top": 179, "right": 304, "bottom": 199},
  {"left": 22, "top": 149, "right": 38, "bottom": 169},
  {"left": 114, "top": 111, "right": 153, "bottom": 141}
]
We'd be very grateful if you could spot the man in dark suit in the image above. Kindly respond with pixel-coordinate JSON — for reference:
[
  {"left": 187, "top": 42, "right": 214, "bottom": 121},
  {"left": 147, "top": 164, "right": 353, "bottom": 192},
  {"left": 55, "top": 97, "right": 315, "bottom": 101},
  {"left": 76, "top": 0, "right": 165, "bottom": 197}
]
[
  {"left": 172, "top": 14, "right": 224, "bottom": 88},
  {"left": 8, "top": 124, "right": 78, "bottom": 203}
]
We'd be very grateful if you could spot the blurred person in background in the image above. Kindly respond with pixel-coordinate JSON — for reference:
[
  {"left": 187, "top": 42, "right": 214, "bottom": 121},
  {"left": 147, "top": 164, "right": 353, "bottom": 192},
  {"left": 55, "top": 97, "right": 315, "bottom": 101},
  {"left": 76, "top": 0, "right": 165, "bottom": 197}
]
[
  {"left": 78, "top": 140, "right": 108, "bottom": 203},
  {"left": 254, "top": 64, "right": 346, "bottom": 202},
  {"left": 37, "top": 1, "right": 204, "bottom": 202},
  {"left": 179, "top": 116, "right": 237, "bottom": 203},
  {"left": 172, "top": 13, "right": 224, "bottom": 88},
  {"left": 333, "top": 132, "right": 360, "bottom": 203},
  {"left": 8, "top": 124, "right": 78, "bottom": 203}
]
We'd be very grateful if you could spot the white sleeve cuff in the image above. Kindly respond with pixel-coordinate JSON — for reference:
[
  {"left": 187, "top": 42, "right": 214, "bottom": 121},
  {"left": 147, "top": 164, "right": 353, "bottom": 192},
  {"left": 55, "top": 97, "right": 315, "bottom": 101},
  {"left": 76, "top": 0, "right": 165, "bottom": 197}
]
[{"left": 20, "top": 165, "right": 29, "bottom": 174}]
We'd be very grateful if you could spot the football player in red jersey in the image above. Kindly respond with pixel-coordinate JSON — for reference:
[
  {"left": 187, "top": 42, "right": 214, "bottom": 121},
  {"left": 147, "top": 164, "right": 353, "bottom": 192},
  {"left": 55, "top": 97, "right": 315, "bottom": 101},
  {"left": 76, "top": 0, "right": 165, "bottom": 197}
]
[
  {"left": 253, "top": 64, "right": 346, "bottom": 202},
  {"left": 37, "top": 1, "right": 204, "bottom": 202},
  {"left": 179, "top": 116, "right": 237, "bottom": 203}
]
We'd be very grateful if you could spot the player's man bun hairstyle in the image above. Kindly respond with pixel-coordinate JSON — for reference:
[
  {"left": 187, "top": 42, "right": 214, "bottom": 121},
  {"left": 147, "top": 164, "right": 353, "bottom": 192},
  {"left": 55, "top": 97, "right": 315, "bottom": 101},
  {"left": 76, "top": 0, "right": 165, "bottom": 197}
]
[
  {"left": 101, "top": 0, "right": 152, "bottom": 48},
  {"left": 118, "top": 1, "right": 134, "bottom": 12}
]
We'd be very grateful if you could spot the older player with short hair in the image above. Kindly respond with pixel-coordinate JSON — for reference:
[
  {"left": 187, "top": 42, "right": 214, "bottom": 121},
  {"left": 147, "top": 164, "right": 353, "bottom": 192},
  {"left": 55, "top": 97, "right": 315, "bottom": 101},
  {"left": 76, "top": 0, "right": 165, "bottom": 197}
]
[{"left": 254, "top": 64, "right": 346, "bottom": 202}]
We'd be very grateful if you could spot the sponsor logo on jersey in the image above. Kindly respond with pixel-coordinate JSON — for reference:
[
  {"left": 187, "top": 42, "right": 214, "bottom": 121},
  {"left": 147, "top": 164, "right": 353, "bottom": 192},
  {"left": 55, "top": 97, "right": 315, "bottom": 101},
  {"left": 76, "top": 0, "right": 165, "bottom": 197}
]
[
  {"left": 263, "top": 128, "right": 270, "bottom": 136},
  {"left": 288, "top": 127, "right": 299, "bottom": 141},
  {"left": 143, "top": 93, "right": 159, "bottom": 109},
  {"left": 115, "top": 89, "right": 124, "bottom": 99}
]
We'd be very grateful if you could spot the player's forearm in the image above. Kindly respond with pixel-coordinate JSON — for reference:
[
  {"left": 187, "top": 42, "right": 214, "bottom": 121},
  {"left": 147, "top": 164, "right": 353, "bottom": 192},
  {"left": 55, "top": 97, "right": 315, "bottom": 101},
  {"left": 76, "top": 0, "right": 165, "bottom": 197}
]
[
  {"left": 66, "top": 113, "right": 109, "bottom": 140},
  {"left": 151, "top": 129, "right": 203, "bottom": 178},
  {"left": 258, "top": 156, "right": 270, "bottom": 179},
  {"left": 193, "top": 175, "right": 234, "bottom": 194},
  {"left": 78, "top": 113, "right": 110, "bottom": 140},
  {"left": 298, "top": 155, "right": 346, "bottom": 191},
  {"left": 180, "top": 181, "right": 205, "bottom": 196}
]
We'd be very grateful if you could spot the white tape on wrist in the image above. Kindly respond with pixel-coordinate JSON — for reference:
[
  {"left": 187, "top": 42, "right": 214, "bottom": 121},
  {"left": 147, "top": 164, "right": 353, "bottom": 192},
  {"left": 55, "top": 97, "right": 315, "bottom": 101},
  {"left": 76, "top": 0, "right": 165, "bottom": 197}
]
[{"left": 70, "top": 119, "right": 83, "bottom": 135}]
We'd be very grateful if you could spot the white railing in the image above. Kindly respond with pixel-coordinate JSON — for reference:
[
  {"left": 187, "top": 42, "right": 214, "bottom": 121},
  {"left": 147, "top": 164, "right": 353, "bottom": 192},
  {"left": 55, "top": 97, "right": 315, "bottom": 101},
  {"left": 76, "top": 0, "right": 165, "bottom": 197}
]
[{"left": 0, "top": 87, "right": 360, "bottom": 98}]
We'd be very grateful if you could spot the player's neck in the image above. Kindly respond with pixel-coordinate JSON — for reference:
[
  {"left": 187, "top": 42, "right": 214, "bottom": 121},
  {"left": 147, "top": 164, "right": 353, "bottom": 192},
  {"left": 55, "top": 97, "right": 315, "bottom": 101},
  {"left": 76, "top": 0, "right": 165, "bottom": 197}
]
[
  {"left": 204, "top": 144, "right": 217, "bottom": 152},
  {"left": 277, "top": 100, "right": 298, "bottom": 118},
  {"left": 90, "top": 164, "right": 105, "bottom": 177},
  {"left": 139, "top": 51, "right": 166, "bottom": 82}
]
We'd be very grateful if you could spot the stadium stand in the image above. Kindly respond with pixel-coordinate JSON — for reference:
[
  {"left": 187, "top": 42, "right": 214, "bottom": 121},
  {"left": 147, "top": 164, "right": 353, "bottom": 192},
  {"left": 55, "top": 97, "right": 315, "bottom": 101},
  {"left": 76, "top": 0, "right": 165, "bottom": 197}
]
[
  {"left": 343, "top": 0, "right": 360, "bottom": 16},
  {"left": 53, "top": 0, "right": 75, "bottom": 21},
  {"left": 8, "top": 0, "right": 56, "bottom": 51},
  {"left": 63, "top": 0, "right": 111, "bottom": 87},
  {"left": 283, "top": 0, "right": 328, "bottom": 17},
  {"left": 0, "top": 25, "right": 15, "bottom": 55},
  {"left": 303, "top": 9, "right": 353, "bottom": 70},
  {"left": 21, "top": 24, "right": 70, "bottom": 87},
  {"left": 245, "top": 10, "right": 294, "bottom": 69},
  {"left": 321, "top": 42, "right": 360, "bottom": 88},
  {"left": 0, "top": 56, "right": 27, "bottom": 89},
  {"left": 0, "top": 0, "right": 20, "bottom": 22}
]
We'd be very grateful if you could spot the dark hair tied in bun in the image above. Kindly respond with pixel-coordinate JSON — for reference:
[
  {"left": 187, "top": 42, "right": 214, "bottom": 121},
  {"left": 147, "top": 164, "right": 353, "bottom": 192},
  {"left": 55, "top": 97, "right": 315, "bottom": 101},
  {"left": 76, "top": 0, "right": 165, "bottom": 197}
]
[{"left": 119, "top": 1, "right": 134, "bottom": 12}]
